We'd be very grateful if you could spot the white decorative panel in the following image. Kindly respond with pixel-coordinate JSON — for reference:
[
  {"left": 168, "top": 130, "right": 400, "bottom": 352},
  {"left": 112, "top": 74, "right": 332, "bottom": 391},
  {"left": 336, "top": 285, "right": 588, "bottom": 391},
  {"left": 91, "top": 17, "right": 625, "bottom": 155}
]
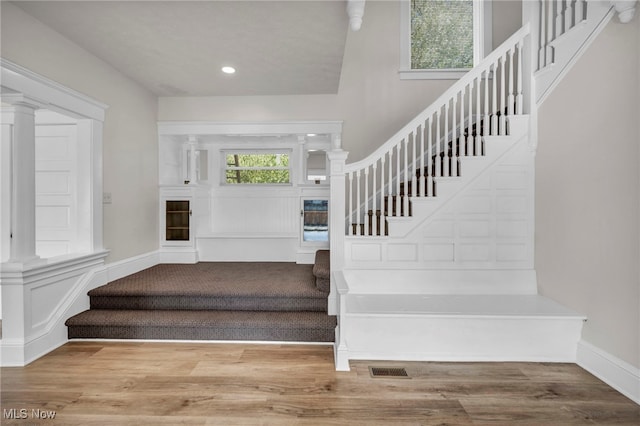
[
  {"left": 470, "top": 174, "right": 491, "bottom": 190},
  {"left": 423, "top": 243, "right": 454, "bottom": 261},
  {"left": 387, "top": 244, "right": 417, "bottom": 261},
  {"left": 497, "top": 220, "right": 527, "bottom": 238},
  {"left": 459, "top": 220, "right": 491, "bottom": 238},
  {"left": 36, "top": 206, "right": 70, "bottom": 228},
  {"left": 423, "top": 220, "right": 454, "bottom": 238},
  {"left": 496, "top": 244, "right": 527, "bottom": 261},
  {"left": 35, "top": 136, "right": 70, "bottom": 160},
  {"left": 496, "top": 196, "right": 527, "bottom": 213},
  {"left": 36, "top": 172, "right": 70, "bottom": 194},
  {"left": 351, "top": 243, "right": 382, "bottom": 261},
  {"left": 456, "top": 196, "right": 491, "bottom": 213},
  {"left": 458, "top": 244, "right": 491, "bottom": 261},
  {"left": 495, "top": 171, "right": 526, "bottom": 189},
  {"left": 211, "top": 195, "right": 298, "bottom": 235}
]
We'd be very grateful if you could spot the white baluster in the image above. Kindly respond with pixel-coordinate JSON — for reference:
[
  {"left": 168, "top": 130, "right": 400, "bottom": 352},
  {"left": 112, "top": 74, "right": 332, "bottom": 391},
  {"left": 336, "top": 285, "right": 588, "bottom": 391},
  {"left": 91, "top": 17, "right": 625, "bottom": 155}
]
[
  {"left": 348, "top": 172, "right": 354, "bottom": 235},
  {"left": 539, "top": 0, "right": 546, "bottom": 69},
  {"left": 403, "top": 137, "right": 409, "bottom": 216},
  {"left": 419, "top": 123, "right": 425, "bottom": 197},
  {"left": 380, "top": 155, "right": 386, "bottom": 236},
  {"left": 372, "top": 163, "right": 377, "bottom": 236},
  {"left": 483, "top": 69, "right": 490, "bottom": 136},
  {"left": 516, "top": 41, "right": 523, "bottom": 114},
  {"left": 467, "top": 81, "right": 473, "bottom": 155},
  {"left": 565, "top": 0, "right": 573, "bottom": 32},
  {"left": 491, "top": 61, "right": 498, "bottom": 134},
  {"left": 452, "top": 94, "right": 457, "bottom": 178},
  {"left": 556, "top": 0, "right": 565, "bottom": 37},
  {"left": 387, "top": 149, "right": 393, "bottom": 217},
  {"left": 411, "top": 131, "right": 417, "bottom": 199},
  {"left": 427, "top": 118, "right": 433, "bottom": 197},
  {"left": 508, "top": 47, "right": 515, "bottom": 117},
  {"left": 356, "top": 170, "right": 362, "bottom": 235},
  {"left": 395, "top": 144, "right": 401, "bottom": 217},
  {"left": 575, "top": 0, "right": 584, "bottom": 24},
  {"left": 460, "top": 87, "right": 466, "bottom": 158},
  {"left": 499, "top": 55, "right": 506, "bottom": 135},
  {"left": 444, "top": 102, "right": 450, "bottom": 177},
  {"left": 435, "top": 110, "right": 441, "bottom": 176},
  {"left": 475, "top": 76, "right": 481, "bottom": 155},
  {"left": 547, "top": 0, "right": 554, "bottom": 64}
]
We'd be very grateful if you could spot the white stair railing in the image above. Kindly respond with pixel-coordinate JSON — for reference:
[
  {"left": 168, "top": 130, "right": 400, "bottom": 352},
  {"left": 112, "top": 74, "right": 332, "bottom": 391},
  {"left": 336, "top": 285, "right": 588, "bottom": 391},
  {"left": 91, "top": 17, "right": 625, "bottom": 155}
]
[
  {"left": 342, "top": 24, "right": 531, "bottom": 237},
  {"left": 538, "top": 0, "right": 588, "bottom": 70}
]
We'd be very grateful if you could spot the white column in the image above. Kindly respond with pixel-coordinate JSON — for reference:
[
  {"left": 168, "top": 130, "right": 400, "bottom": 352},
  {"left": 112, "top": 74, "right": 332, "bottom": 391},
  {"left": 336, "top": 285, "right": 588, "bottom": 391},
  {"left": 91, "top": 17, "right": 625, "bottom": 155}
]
[
  {"left": 1, "top": 109, "right": 14, "bottom": 263},
  {"left": 187, "top": 135, "right": 198, "bottom": 185},
  {"left": 4, "top": 97, "right": 43, "bottom": 264},
  {"left": 327, "top": 135, "right": 348, "bottom": 315},
  {"left": 298, "top": 135, "right": 307, "bottom": 184}
]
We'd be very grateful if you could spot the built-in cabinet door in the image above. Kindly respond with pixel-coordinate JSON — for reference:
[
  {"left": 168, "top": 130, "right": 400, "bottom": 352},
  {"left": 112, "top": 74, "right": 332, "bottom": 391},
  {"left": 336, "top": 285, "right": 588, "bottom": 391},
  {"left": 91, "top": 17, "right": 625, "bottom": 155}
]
[
  {"left": 301, "top": 198, "right": 329, "bottom": 246},
  {"left": 162, "top": 198, "right": 192, "bottom": 246}
]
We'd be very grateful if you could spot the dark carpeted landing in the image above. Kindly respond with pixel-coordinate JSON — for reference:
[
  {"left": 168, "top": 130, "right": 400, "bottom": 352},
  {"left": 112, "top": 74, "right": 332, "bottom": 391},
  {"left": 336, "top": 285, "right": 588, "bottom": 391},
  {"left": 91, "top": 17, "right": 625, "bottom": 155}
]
[{"left": 66, "top": 251, "right": 335, "bottom": 342}]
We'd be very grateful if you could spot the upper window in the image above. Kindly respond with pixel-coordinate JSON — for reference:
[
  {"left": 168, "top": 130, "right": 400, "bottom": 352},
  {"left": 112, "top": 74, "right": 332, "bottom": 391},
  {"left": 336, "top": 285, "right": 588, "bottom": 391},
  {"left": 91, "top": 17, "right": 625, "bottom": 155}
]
[
  {"left": 400, "top": 0, "right": 492, "bottom": 79},
  {"left": 223, "top": 151, "right": 291, "bottom": 185}
]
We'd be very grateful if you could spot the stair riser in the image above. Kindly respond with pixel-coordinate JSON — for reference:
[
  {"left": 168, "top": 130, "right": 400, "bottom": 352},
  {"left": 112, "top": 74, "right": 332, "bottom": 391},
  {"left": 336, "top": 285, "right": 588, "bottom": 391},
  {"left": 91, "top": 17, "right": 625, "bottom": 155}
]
[
  {"left": 68, "top": 326, "right": 335, "bottom": 342},
  {"left": 90, "top": 296, "right": 328, "bottom": 312}
]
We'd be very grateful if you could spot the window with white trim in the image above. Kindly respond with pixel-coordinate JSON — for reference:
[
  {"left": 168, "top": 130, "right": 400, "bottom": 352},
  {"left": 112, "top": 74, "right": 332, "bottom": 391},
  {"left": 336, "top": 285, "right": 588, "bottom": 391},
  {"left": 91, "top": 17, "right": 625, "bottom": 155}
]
[
  {"left": 223, "top": 150, "right": 291, "bottom": 184},
  {"left": 400, "top": 0, "right": 492, "bottom": 80}
]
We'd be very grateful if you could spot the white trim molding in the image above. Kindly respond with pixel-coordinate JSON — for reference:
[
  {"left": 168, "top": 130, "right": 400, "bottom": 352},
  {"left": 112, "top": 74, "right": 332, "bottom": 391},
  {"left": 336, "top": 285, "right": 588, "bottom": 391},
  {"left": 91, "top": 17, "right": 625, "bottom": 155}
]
[{"left": 577, "top": 340, "right": 640, "bottom": 404}]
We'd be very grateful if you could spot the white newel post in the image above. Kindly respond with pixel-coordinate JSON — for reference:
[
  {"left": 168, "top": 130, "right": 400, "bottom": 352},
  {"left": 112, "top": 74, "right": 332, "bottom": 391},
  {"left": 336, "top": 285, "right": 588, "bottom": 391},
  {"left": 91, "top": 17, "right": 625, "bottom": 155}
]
[{"left": 327, "top": 135, "right": 348, "bottom": 316}]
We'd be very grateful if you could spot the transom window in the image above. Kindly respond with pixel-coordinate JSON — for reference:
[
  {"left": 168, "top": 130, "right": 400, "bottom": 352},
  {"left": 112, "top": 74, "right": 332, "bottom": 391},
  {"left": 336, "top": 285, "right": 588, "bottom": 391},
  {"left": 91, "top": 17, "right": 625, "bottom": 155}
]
[
  {"left": 400, "top": 0, "right": 492, "bottom": 79},
  {"left": 223, "top": 151, "right": 291, "bottom": 184}
]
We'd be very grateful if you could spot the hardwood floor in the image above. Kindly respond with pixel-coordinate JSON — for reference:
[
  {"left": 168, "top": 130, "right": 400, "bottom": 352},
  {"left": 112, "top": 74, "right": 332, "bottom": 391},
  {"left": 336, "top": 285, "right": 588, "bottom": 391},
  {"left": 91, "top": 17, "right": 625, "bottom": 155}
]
[{"left": 1, "top": 342, "right": 638, "bottom": 425}]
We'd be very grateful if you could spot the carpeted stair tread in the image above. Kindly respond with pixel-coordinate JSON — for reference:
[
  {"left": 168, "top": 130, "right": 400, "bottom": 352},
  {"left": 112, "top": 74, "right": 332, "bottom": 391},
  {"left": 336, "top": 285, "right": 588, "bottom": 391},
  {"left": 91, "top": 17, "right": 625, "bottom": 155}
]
[
  {"left": 66, "top": 310, "right": 337, "bottom": 342},
  {"left": 89, "top": 262, "right": 328, "bottom": 311},
  {"left": 89, "top": 262, "right": 324, "bottom": 299}
]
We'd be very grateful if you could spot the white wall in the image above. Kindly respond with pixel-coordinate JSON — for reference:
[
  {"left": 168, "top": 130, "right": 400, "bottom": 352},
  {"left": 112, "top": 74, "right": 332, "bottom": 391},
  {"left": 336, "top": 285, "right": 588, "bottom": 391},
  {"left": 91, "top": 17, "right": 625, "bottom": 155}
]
[
  {"left": 536, "top": 16, "right": 640, "bottom": 369},
  {"left": 158, "top": 1, "right": 522, "bottom": 164},
  {"left": 1, "top": 2, "right": 159, "bottom": 263}
]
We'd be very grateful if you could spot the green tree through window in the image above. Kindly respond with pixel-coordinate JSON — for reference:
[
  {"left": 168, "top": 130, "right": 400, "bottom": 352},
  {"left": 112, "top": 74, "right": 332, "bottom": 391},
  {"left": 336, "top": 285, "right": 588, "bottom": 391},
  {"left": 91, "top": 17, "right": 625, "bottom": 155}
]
[
  {"left": 225, "top": 152, "right": 290, "bottom": 184},
  {"left": 411, "top": 0, "right": 474, "bottom": 70}
]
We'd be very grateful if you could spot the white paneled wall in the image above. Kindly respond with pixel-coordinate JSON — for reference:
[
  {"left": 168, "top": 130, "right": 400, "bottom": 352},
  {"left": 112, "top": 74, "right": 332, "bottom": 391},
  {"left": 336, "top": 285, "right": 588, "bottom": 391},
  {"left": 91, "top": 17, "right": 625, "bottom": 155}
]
[
  {"left": 209, "top": 190, "right": 299, "bottom": 236},
  {"left": 344, "top": 134, "right": 534, "bottom": 270}
]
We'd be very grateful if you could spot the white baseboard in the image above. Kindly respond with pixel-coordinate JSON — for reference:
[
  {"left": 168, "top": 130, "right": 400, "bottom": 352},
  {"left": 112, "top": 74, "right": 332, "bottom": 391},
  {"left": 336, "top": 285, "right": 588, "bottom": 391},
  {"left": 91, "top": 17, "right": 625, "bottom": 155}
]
[
  {"left": 577, "top": 340, "right": 640, "bottom": 404},
  {"left": 107, "top": 250, "right": 160, "bottom": 281}
]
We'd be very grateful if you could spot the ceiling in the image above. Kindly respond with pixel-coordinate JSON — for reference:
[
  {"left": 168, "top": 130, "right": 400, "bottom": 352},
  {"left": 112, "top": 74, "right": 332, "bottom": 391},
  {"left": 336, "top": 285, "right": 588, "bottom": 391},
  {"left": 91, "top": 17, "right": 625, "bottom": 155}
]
[{"left": 12, "top": 1, "right": 350, "bottom": 97}]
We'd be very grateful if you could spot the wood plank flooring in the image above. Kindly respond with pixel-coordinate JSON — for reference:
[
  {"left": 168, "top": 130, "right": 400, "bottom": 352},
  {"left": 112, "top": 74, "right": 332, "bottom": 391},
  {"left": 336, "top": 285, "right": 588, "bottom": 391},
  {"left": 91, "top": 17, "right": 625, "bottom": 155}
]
[{"left": 1, "top": 341, "right": 638, "bottom": 425}]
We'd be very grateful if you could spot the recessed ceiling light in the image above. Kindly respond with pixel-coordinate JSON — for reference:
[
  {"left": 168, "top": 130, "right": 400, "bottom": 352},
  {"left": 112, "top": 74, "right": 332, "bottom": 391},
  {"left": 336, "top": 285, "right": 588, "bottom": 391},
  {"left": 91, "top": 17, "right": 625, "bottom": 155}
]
[
  {"left": 307, "top": 133, "right": 317, "bottom": 137},
  {"left": 222, "top": 66, "right": 236, "bottom": 74}
]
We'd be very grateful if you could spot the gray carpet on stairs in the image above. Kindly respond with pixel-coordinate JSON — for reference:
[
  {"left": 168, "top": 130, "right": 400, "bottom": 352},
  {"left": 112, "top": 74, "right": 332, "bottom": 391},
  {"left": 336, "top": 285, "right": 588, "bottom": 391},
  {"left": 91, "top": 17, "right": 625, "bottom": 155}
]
[{"left": 66, "top": 259, "right": 336, "bottom": 342}]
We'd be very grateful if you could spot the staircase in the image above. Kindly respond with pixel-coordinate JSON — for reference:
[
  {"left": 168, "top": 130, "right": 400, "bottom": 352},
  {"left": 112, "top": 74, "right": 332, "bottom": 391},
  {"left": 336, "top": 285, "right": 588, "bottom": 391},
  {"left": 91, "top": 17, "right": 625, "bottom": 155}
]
[
  {"left": 66, "top": 250, "right": 336, "bottom": 342},
  {"left": 328, "top": 1, "right": 621, "bottom": 370}
]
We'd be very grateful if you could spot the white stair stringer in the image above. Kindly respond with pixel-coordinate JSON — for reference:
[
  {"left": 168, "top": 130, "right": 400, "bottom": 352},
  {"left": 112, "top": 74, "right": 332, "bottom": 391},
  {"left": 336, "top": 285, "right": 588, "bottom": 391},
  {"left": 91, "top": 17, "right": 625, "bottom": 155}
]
[{"left": 535, "top": 1, "right": 614, "bottom": 104}]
